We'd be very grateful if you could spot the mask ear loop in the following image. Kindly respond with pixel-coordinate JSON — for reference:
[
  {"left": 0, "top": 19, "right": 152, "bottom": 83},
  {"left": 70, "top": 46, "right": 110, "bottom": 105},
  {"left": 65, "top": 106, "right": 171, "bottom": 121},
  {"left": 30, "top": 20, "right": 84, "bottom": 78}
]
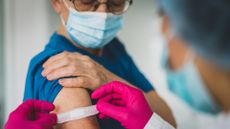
[
  {"left": 167, "top": 30, "right": 196, "bottom": 68},
  {"left": 183, "top": 48, "right": 196, "bottom": 65},
  {"left": 162, "top": 30, "right": 175, "bottom": 68},
  {"left": 62, "top": 0, "right": 71, "bottom": 10},
  {"left": 60, "top": 0, "right": 72, "bottom": 26},
  {"left": 166, "top": 25, "right": 176, "bottom": 45},
  {"left": 60, "top": 14, "right": 66, "bottom": 26},
  {"left": 168, "top": 31, "right": 175, "bottom": 43}
]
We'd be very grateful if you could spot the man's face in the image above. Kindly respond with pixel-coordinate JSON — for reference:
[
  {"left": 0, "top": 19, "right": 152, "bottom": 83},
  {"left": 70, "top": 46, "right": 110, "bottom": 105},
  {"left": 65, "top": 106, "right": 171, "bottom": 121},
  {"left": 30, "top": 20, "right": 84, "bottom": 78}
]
[
  {"left": 51, "top": 0, "right": 109, "bottom": 24},
  {"left": 51, "top": 0, "right": 130, "bottom": 23}
]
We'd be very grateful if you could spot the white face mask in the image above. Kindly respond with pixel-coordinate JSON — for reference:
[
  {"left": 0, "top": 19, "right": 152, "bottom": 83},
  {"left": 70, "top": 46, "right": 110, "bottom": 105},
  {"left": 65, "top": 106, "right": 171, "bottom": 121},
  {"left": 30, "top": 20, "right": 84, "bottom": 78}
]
[{"left": 61, "top": 0, "right": 124, "bottom": 49}]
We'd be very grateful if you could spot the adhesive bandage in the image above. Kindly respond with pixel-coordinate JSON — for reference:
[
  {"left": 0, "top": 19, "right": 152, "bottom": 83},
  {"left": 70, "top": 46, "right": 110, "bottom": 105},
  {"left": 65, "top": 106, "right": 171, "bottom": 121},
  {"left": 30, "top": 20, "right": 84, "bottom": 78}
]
[{"left": 57, "top": 105, "right": 99, "bottom": 124}]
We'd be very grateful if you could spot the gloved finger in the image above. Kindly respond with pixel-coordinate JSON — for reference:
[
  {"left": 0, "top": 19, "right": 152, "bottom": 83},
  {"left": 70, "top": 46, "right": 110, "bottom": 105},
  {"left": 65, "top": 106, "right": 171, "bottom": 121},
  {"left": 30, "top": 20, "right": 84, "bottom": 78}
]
[
  {"left": 92, "top": 81, "right": 128, "bottom": 99},
  {"left": 97, "top": 93, "right": 122, "bottom": 103},
  {"left": 21, "top": 100, "right": 55, "bottom": 113},
  {"left": 99, "top": 114, "right": 110, "bottom": 119},
  {"left": 98, "top": 101, "right": 126, "bottom": 119},
  {"left": 37, "top": 113, "right": 57, "bottom": 128},
  {"left": 110, "top": 100, "right": 126, "bottom": 106},
  {"left": 99, "top": 99, "right": 126, "bottom": 107},
  {"left": 98, "top": 113, "right": 106, "bottom": 119},
  {"left": 96, "top": 102, "right": 127, "bottom": 122},
  {"left": 15, "top": 100, "right": 50, "bottom": 115},
  {"left": 14, "top": 100, "right": 55, "bottom": 122},
  {"left": 33, "top": 100, "right": 55, "bottom": 112},
  {"left": 15, "top": 100, "right": 35, "bottom": 114}
]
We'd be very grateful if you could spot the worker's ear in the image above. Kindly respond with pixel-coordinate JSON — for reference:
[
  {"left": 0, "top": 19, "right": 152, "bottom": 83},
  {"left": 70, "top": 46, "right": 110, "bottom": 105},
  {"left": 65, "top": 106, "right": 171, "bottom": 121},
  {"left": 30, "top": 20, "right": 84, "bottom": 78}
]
[
  {"left": 50, "top": 0, "right": 63, "bottom": 15},
  {"left": 161, "top": 15, "right": 191, "bottom": 70},
  {"left": 161, "top": 16, "right": 171, "bottom": 40}
]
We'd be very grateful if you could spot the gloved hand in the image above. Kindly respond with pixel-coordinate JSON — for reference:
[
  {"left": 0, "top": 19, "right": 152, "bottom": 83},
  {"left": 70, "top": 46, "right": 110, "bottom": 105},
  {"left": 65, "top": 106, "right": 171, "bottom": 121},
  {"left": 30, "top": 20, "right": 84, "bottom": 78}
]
[
  {"left": 5, "top": 100, "right": 57, "bottom": 129},
  {"left": 92, "top": 81, "right": 153, "bottom": 129}
]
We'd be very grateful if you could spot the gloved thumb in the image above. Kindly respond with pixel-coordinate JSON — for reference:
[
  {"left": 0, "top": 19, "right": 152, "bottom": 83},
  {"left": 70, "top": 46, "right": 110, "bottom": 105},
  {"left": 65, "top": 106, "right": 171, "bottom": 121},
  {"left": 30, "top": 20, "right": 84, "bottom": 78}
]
[
  {"left": 37, "top": 113, "right": 57, "bottom": 128},
  {"left": 96, "top": 102, "right": 127, "bottom": 122}
]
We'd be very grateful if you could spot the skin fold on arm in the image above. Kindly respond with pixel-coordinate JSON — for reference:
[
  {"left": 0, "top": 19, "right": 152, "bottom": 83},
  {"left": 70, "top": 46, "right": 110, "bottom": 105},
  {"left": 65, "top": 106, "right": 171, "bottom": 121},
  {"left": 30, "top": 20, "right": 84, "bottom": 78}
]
[{"left": 52, "top": 88, "right": 100, "bottom": 129}]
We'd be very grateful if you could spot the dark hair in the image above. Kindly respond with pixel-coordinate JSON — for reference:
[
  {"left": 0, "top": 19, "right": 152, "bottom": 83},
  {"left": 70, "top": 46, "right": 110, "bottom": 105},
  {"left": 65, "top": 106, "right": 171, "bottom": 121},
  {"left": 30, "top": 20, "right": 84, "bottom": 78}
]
[{"left": 157, "top": 0, "right": 230, "bottom": 70}]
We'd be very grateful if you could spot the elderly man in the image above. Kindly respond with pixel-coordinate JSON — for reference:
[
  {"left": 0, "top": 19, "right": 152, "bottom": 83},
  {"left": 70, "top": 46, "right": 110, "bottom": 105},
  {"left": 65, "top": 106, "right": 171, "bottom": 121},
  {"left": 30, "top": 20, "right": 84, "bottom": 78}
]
[{"left": 23, "top": 0, "right": 175, "bottom": 129}]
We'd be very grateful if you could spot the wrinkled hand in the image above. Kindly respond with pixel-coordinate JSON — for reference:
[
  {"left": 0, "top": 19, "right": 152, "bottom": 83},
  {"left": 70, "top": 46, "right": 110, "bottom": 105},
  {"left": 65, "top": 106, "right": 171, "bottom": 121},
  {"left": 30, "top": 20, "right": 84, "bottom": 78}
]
[
  {"left": 92, "top": 81, "right": 153, "bottom": 129},
  {"left": 5, "top": 100, "right": 57, "bottom": 129},
  {"left": 42, "top": 51, "right": 121, "bottom": 90}
]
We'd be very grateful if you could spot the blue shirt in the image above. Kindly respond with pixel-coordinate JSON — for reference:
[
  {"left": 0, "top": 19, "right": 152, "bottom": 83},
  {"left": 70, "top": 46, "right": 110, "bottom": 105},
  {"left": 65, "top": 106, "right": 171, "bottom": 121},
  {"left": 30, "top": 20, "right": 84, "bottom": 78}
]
[{"left": 24, "top": 33, "right": 154, "bottom": 129}]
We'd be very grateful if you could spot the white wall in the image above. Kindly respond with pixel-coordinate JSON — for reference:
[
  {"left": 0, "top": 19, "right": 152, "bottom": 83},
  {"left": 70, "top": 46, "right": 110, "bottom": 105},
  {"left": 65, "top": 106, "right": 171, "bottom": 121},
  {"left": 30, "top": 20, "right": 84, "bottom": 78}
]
[
  {"left": 118, "top": 0, "right": 163, "bottom": 90},
  {"left": 0, "top": 0, "right": 5, "bottom": 127},
  {"left": 3, "top": 0, "right": 53, "bottom": 121}
]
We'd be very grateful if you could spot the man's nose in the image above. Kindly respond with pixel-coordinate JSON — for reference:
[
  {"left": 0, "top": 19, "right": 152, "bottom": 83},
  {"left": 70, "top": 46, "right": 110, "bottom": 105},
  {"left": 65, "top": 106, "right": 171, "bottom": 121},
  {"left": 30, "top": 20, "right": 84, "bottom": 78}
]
[{"left": 95, "top": 0, "right": 109, "bottom": 13}]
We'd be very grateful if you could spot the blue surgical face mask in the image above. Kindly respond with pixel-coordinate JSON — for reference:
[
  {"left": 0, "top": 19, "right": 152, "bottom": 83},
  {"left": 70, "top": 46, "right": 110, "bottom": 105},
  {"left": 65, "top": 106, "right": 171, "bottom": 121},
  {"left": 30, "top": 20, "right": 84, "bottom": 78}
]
[
  {"left": 61, "top": 1, "right": 123, "bottom": 49},
  {"left": 161, "top": 42, "right": 221, "bottom": 114}
]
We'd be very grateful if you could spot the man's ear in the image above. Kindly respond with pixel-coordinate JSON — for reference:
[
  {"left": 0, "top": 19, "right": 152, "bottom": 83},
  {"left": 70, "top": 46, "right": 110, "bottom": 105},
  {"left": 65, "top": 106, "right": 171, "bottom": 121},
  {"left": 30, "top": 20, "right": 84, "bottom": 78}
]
[{"left": 50, "top": 0, "right": 63, "bottom": 15}]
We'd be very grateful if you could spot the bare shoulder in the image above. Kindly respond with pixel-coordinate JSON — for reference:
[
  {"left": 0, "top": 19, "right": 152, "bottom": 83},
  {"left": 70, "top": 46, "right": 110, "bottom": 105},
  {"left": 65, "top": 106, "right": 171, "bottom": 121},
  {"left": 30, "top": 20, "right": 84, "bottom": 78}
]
[{"left": 53, "top": 88, "right": 100, "bottom": 129}]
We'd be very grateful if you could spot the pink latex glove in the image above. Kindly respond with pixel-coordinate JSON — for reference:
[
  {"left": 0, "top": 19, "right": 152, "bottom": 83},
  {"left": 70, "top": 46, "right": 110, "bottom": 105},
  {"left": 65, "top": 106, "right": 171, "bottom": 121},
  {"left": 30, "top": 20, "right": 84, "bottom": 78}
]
[
  {"left": 5, "top": 100, "right": 57, "bottom": 129},
  {"left": 92, "top": 81, "right": 153, "bottom": 129}
]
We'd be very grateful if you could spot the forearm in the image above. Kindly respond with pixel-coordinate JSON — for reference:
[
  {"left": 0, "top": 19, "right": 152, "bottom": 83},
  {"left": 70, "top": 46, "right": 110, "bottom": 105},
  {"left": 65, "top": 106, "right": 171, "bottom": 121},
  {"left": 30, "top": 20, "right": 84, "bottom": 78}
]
[
  {"left": 144, "top": 113, "right": 175, "bottom": 129},
  {"left": 145, "top": 91, "right": 177, "bottom": 127},
  {"left": 106, "top": 70, "right": 131, "bottom": 85}
]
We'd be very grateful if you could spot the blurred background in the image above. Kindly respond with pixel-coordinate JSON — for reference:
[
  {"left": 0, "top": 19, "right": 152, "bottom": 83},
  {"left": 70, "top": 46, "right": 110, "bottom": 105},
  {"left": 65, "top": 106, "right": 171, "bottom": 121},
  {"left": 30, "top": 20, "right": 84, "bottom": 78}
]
[{"left": 0, "top": 0, "right": 197, "bottom": 128}]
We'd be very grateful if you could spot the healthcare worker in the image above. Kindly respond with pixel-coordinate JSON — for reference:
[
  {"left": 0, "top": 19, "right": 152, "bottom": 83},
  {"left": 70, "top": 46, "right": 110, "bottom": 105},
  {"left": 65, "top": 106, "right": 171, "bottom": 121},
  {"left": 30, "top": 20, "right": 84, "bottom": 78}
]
[
  {"left": 157, "top": 0, "right": 230, "bottom": 119},
  {"left": 5, "top": 100, "right": 57, "bottom": 129},
  {"left": 92, "top": 0, "right": 230, "bottom": 128}
]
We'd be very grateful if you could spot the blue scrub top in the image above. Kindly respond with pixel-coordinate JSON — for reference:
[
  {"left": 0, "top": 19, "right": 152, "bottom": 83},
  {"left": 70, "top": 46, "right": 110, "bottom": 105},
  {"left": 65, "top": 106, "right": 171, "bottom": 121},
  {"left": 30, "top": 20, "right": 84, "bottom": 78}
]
[{"left": 24, "top": 33, "right": 154, "bottom": 129}]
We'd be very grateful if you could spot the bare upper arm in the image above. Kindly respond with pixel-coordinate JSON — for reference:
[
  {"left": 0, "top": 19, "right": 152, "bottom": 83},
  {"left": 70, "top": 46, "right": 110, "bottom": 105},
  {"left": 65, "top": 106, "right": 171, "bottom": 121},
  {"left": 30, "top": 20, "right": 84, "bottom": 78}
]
[{"left": 53, "top": 88, "right": 100, "bottom": 129}]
